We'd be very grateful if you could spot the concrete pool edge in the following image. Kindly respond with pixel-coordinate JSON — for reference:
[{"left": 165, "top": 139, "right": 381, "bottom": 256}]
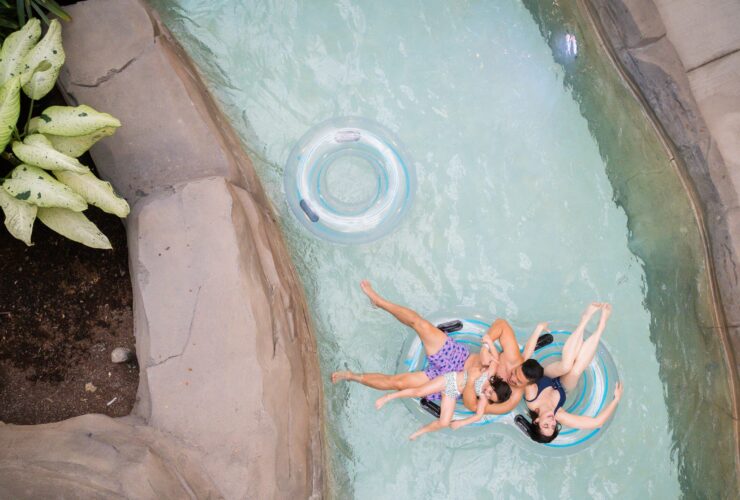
[
  {"left": 581, "top": 0, "right": 740, "bottom": 474},
  {"left": 0, "top": 0, "right": 326, "bottom": 498}
]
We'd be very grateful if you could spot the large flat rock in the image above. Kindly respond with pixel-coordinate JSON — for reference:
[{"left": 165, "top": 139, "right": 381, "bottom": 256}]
[
  {"left": 128, "top": 176, "right": 321, "bottom": 499},
  {"left": 653, "top": 0, "right": 740, "bottom": 70},
  {"left": 58, "top": 0, "right": 241, "bottom": 204},
  {"left": 0, "top": 414, "right": 219, "bottom": 499},
  {"left": 688, "top": 50, "right": 740, "bottom": 180}
]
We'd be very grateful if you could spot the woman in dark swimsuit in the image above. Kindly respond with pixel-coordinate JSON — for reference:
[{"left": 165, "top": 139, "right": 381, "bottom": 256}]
[{"left": 521, "top": 302, "right": 624, "bottom": 443}]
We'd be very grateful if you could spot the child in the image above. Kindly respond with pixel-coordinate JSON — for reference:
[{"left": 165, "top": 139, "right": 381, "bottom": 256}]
[{"left": 375, "top": 349, "right": 512, "bottom": 440}]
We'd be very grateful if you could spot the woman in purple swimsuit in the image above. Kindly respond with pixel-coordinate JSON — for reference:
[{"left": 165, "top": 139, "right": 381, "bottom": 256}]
[
  {"left": 521, "top": 302, "right": 624, "bottom": 443},
  {"left": 331, "top": 281, "right": 481, "bottom": 392}
]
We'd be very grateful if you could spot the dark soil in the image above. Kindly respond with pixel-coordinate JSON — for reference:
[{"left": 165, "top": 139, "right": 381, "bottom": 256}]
[{"left": 0, "top": 198, "right": 137, "bottom": 425}]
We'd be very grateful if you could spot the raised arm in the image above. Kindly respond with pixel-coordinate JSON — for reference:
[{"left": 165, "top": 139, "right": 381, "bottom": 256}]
[
  {"left": 450, "top": 395, "right": 488, "bottom": 430},
  {"left": 484, "top": 319, "right": 520, "bottom": 363},
  {"left": 521, "top": 322, "right": 548, "bottom": 360},
  {"left": 481, "top": 386, "right": 523, "bottom": 415},
  {"left": 557, "top": 382, "right": 623, "bottom": 429}
]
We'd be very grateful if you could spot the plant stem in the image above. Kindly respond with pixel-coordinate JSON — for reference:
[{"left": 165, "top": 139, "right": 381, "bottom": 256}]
[
  {"left": 12, "top": 125, "right": 21, "bottom": 142},
  {"left": 23, "top": 98, "right": 34, "bottom": 137}
]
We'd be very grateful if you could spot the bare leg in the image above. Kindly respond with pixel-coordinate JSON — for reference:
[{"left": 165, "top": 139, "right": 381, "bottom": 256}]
[
  {"left": 376, "top": 376, "right": 446, "bottom": 409},
  {"left": 409, "top": 394, "right": 455, "bottom": 440},
  {"left": 361, "top": 280, "right": 447, "bottom": 356},
  {"left": 544, "top": 302, "right": 602, "bottom": 378},
  {"left": 561, "top": 304, "right": 611, "bottom": 391},
  {"left": 331, "top": 370, "right": 429, "bottom": 391}
]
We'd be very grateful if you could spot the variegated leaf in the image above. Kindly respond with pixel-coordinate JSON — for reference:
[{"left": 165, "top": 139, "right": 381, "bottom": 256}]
[
  {"left": 37, "top": 207, "right": 112, "bottom": 249},
  {"left": 55, "top": 170, "right": 129, "bottom": 217},
  {"left": 43, "top": 127, "right": 117, "bottom": 157},
  {"left": 0, "top": 188, "right": 36, "bottom": 245},
  {"left": 0, "top": 19, "right": 41, "bottom": 86},
  {"left": 0, "top": 76, "right": 21, "bottom": 151},
  {"left": 2, "top": 164, "right": 87, "bottom": 211},
  {"left": 20, "top": 19, "right": 65, "bottom": 100},
  {"left": 12, "top": 134, "right": 90, "bottom": 173},
  {"left": 34, "top": 104, "right": 121, "bottom": 137}
]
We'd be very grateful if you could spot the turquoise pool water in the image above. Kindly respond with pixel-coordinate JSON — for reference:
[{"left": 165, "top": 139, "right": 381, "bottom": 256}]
[{"left": 151, "top": 0, "right": 737, "bottom": 497}]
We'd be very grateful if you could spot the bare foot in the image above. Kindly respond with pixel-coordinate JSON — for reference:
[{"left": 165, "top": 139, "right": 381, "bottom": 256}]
[
  {"left": 360, "top": 280, "right": 382, "bottom": 308},
  {"left": 331, "top": 371, "right": 356, "bottom": 384},
  {"left": 586, "top": 302, "right": 601, "bottom": 316},
  {"left": 600, "top": 303, "right": 612, "bottom": 321},
  {"left": 375, "top": 395, "right": 390, "bottom": 410}
]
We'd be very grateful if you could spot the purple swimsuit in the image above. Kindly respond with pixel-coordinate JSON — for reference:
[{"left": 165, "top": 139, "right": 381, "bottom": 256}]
[{"left": 424, "top": 337, "right": 470, "bottom": 401}]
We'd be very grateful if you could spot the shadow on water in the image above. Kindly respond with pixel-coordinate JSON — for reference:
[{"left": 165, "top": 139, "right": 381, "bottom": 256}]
[{"left": 521, "top": 0, "right": 738, "bottom": 497}]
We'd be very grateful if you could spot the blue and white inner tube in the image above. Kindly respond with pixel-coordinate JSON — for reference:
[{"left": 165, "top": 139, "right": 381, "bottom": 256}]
[
  {"left": 397, "top": 314, "right": 619, "bottom": 454},
  {"left": 284, "top": 117, "right": 416, "bottom": 244}
]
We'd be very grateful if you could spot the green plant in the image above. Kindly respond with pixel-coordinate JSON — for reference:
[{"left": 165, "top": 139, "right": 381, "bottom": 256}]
[
  {"left": 0, "top": 1, "right": 70, "bottom": 39},
  {"left": 0, "top": 18, "right": 128, "bottom": 249}
]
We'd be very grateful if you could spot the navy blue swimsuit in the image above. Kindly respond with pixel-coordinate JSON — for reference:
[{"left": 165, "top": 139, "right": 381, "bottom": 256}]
[{"left": 526, "top": 376, "right": 566, "bottom": 413}]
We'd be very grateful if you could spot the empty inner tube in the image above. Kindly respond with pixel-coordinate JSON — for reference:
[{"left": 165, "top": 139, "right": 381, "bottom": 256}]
[
  {"left": 397, "top": 315, "right": 620, "bottom": 454},
  {"left": 284, "top": 117, "right": 416, "bottom": 244}
]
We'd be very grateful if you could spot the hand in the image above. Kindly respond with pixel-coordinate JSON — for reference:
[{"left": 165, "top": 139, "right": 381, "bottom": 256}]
[
  {"left": 613, "top": 381, "right": 623, "bottom": 401},
  {"left": 536, "top": 321, "right": 549, "bottom": 332}
]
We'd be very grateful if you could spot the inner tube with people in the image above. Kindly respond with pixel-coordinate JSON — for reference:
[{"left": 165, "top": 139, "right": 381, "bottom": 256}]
[
  {"left": 283, "top": 117, "right": 416, "bottom": 244},
  {"left": 397, "top": 314, "right": 620, "bottom": 454}
]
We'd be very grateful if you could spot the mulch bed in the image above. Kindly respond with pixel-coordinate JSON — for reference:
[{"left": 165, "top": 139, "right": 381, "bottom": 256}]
[{"left": 0, "top": 203, "right": 137, "bottom": 425}]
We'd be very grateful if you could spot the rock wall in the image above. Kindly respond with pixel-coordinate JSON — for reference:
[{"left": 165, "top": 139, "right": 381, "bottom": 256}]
[
  {"left": 583, "top": 0, "right": 739, "bottom": 465},
  {"left": 0, "top": 0, "right": 325, "bottom": 498}
]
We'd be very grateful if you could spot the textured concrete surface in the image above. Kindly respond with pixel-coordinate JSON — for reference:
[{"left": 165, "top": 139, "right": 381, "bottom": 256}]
[
  {"left": 0, "top": 0, "right": 325, "bottom": 498},
  {"left": 586, "top": 0, "right": 739, "bottom": 475},
  {"left": 58, "top": 0, "right": 241, "bottom": 204},
  {"left": 653, "top": 0, "right": 740, "bottom": 71},
  {"left": 0, "top": 415, "right": 220, "bottom": 499}
]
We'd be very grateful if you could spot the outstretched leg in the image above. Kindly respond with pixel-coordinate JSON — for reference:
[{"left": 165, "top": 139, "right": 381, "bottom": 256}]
[
  {"left": 361, "top": 280, "right": 447, "bottom": 356},
  {"left": 544, "top": 302, "right": 602, "bottom": 378},
  {"left": 409, "top": 394, "right": 456, "bottom": 440},
  {"left": 561, "top": 304, "right": 612, "bottom": 391},
  {"left": 331, "top": 370, "right": 429, "bottom": 391},
  {"left": 375, "top": 376, "right": 446, "bottom": 409}
]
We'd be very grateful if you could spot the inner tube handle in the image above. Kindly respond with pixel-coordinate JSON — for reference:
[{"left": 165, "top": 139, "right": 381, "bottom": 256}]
[
  {"left": 299, "top": 199, "right": 319, "bottom": 223},
  {"left": 335, "top": 129, "right": 361, "bottom": 142}
]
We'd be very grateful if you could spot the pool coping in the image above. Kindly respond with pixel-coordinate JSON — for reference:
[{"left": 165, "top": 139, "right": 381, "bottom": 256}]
[{"left": 582, "top": 0, "right": 740, "bottom": 478}]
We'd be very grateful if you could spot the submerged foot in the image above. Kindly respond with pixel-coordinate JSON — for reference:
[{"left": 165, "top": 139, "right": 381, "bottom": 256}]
[
  {"left": 375, "top": 395, "right": 390, "bottom": 410},
  {"left": 360, "top": 280, "right": 382, "bottom": 308},
  {"left": 331, "top": 371, "right": 357, "bottom": 384}
]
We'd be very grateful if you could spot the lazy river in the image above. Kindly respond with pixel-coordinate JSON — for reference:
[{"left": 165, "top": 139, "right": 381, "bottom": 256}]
[{"left": 151, "top": 0, "right": 737, "bottom": 497}]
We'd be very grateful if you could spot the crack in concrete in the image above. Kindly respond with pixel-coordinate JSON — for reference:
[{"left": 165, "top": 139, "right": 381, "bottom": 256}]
[
  {"left": 70, "top": 55, "right": 140, "bottom": 88},
  {"left": 628, "top": 33, "right": 666, "bottom": 51},
  {"left": 687, "top": 46, "right": 740, "bottom": 73},
  {"left": 147, "top": 285, "right": 202, "bottom": 368}
]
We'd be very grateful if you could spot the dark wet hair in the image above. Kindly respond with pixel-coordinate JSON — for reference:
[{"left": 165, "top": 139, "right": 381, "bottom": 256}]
[
  {"left": 521, "top": 359, "right": 544, "bottom": 382},
  {"left": 521, "top": 409, "right": 561, "bottom": 444},
  {"left": 488, "top": 375, "right": 512, "bottom": 404}
]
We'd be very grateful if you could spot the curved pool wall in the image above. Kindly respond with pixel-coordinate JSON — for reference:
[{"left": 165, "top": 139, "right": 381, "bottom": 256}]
[
  {"left": 149, "top": 0, "right": 738, "bottom": 497},
  {"left": 522, "top": 1, "right": 739, "bottom": 496}
]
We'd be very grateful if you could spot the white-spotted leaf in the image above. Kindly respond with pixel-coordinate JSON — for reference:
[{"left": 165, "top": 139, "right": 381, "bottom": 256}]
[
  {"left": 55, "top": 170, "right": 129, "bottom": 217},
  {"left": 35, "top": 105, "right": 121, "bottom": 136},
  {"left": 37, "top": 207, "right": 111, "bottom": 249},
  {"left": 0, "top": 19, "right": 41, "bottom": 86},
  {"left": 20, "top": 19, "right": 65, "bottom": 100},
  {"left": 0, "top": 76, "right": 21, "bottom": 151},
  {"left": 0, "top": 188, "right": 36, "bottom": 245},
  {"left": 2, "top": 164, "right": 87, "bottom": 211},
  {"left": 43, "top": 127, "right": 117, "bottom": 157},
  {"left": 12, "top": 134, "right": 89, "bottom": 173}
]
